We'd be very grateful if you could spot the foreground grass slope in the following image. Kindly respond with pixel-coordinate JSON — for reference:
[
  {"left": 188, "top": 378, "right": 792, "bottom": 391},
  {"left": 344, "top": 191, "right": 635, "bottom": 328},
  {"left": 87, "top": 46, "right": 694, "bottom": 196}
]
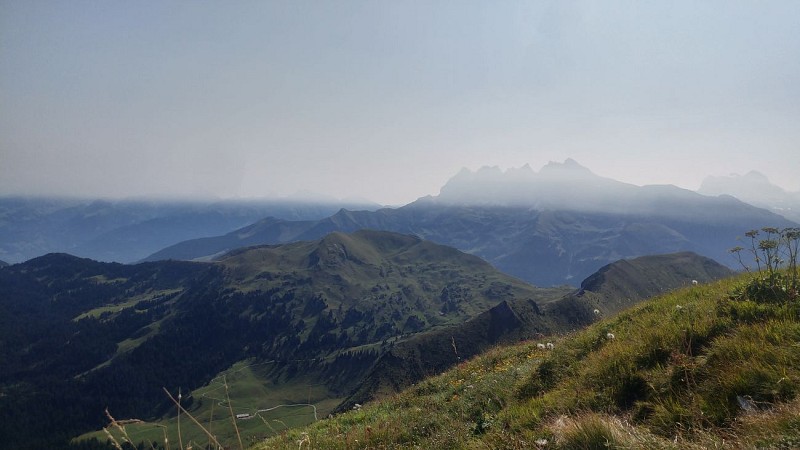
[{"left": 257, "top": 272, "right": 800, "bottom": 449}]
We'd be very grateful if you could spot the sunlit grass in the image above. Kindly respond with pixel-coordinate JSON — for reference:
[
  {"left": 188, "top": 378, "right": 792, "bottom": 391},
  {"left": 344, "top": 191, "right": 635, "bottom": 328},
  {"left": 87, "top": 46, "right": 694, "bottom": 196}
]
[{"left": 253, "top": 272, "right": 800, "bottom": 449}]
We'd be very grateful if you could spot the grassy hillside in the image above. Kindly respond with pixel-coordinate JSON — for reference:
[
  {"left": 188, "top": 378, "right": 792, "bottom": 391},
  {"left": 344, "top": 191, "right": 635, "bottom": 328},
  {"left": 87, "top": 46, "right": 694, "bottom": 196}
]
[
  {"left": 255, "top": 272, "right": 800, "bottom": 449},
  {"left": 1, "top": 230, "right": 572, "bottom": 449},
  {"left": 76, "top": 251, "right": 733, "bottom": 449}
]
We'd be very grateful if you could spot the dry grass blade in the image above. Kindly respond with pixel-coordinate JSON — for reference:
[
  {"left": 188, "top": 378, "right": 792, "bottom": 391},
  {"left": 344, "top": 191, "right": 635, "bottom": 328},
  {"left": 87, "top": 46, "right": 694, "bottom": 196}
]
[
  {"left": 162, "top": 387, "right": 224, "bottom": 449},
  {"left": 224, "top": 375, "right": 245, "bottom": 450},
  {"left": 102, "top": 426, "right": 124, "bottom": 450},
  {"left": 103, "top": 408, "right": 161, "bottom": 450},
  {"left": 105, "top": 408, "right": 136, "bottom": 447},
  {"left": 177, "top": 388, "right": 183, "bottom": 450},
  {"left": 207, "top": 397, "right": 215, "bottom": 450}
]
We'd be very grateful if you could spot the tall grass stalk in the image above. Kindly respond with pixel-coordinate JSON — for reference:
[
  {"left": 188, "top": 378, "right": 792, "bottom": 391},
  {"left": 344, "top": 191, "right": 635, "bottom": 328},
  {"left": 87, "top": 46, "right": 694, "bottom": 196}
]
[
  {"left": 176, "top": 388, "right": 183, "bottom": 450},
  {"left": 104, "top": 409, "right": 140, "bottom": 449},
  {"left": 224, "top": 375, "right": 245, "bottom": 450},
  {"left": 207, "top": 397, "right": 215, "bottom": 450},
  {"left": 162, "top": 387, "right": 224, "bottom": 449}
]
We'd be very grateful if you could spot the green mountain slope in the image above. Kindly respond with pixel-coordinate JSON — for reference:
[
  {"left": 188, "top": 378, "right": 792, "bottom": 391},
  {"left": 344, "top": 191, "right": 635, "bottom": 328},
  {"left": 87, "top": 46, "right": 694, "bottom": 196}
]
[
  {"left": 337, "top": 251, "right": 733, "bottom": 411},
  {"left": 2, "top": 228, "right": 734, "bottom": 449},
  {"left": 256, "top": 272, "right": 800, "bottom": 449},
  {"left": 0, "top": 230, "right": 568, "bottom": 449},
  {"left": 81, "top": 250, "right": 732, "bottom": 449},
  {"left": 79, "top": 250, "right": 730, "bottom": 450}
]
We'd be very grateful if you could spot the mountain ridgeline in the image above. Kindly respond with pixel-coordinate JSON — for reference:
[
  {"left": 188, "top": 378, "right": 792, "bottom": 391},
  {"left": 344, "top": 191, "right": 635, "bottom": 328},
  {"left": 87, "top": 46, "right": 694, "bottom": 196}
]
[
  {"left": 0, "top": 196, "right": 381, "bottom": 264},
  {"left": 144, "top": 160, "right": 795, "bottom": 286},
  {"left": 0, "top": 230, "right": 733, "bottom": 449}
]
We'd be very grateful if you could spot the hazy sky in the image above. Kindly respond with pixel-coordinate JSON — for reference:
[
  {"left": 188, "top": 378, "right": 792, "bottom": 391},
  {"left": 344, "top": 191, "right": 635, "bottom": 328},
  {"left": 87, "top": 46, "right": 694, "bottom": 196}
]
[{"left": 2, "top": 1, "right": 799, "bottom": 205}]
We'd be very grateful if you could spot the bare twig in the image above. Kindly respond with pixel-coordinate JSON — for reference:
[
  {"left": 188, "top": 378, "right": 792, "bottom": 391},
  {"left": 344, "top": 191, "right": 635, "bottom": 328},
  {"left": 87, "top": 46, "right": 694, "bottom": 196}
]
[
  {"left": 162, "top": 387, "right": 224, "bottom": 449},
  {"left": 224, "top": 375, "right": 244, "bottom": 450}
]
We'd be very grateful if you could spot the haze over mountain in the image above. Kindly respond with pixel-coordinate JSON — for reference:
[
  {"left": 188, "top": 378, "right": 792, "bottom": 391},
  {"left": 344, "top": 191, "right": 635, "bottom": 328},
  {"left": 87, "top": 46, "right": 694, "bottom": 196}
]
[
  {"left": 3, "top": 2, "right": 799, "bottom": 205},
  {"left": 698, "top": 171, "right": 800, "bottom": 223},
  {"left": 436, "top": 158, "right": 637, "bottom": 211},
  {"left": 3, "top": 3, "right": 799, "bottom": 448},
  {"left": 145, "top": 160, "right": 795, "bottom": 286},
  {"left": 0, "top": 230, "right": 731, "bottom": 449}
]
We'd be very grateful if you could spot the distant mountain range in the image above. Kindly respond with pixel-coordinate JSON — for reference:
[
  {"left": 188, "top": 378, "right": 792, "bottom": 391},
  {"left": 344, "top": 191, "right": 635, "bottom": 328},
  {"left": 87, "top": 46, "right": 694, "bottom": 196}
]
[
  {"left": 0, "top": 197, "right": 381, "bottom": 264},
  {"left": 0, "top": 230, "right": 731, "bottom": 449},
  {"left": 144, "top": 160, "right": 795, "bottom": 286},
  {"left": 4, "top": 160, "right": 797, "bottom": 279},
  {"left": 699, "top": 170, "right": 800, "bottom": 223}
]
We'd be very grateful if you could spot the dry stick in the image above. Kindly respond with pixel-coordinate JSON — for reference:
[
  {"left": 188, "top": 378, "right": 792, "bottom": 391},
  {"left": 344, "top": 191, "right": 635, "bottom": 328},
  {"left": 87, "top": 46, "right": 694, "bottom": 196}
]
[
  {"left": 177, "top": 388, "right": 183, "bottom": 450},
  {"left": 102, "top": 426, "right": 124, "bottom": 450},
  {"left": 157, "top": 424, "right": 171, "bottom": 450},
  {"left": 207, "top": 398, "right": 215, "bottom": 450},
  {"left": 162, "top": 387, "right": 224, "bottom": 449},
  {"left": 105, "top": 408, "right": 135, "bottom": 447},
  {"left": 223, "top": 375, "right": 245, "bottom": 450},
  {"left": 139, "top": 424, "right": 159, "bottom": 450},
  {"left": 103, "top": 412, "right": 159, "bottom": 450}
]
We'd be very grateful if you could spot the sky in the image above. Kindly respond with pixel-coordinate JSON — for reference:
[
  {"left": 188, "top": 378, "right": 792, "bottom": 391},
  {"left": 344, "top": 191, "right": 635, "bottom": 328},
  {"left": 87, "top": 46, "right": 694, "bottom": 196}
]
[{"left": 1, "top": 1, "right": 799, "bottom": 205}]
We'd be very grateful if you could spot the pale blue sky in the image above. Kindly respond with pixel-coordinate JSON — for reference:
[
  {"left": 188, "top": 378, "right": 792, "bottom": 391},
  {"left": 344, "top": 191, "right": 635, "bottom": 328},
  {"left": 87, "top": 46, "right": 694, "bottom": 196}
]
[{"left": 1, "top": 1, "right": 799, "bottom": 204}]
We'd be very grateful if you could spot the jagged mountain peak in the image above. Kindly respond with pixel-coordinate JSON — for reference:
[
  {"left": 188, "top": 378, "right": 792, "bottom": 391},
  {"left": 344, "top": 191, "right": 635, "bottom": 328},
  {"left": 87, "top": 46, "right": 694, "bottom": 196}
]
[
  {"left": 449, "top": 158, "right": 591, "bottom": 181},
  {"left": 540, "top": 157, "right": 594, "bottom": 174},
  {"left": 436, "top": 159, "right": 635, "bottom": 208}
]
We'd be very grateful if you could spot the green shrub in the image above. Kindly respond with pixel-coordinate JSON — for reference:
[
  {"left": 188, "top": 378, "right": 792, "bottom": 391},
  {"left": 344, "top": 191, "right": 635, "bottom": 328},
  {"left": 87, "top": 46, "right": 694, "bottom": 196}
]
[{"left": 730, "top": 227, "right": 800, "bottom": 304}]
